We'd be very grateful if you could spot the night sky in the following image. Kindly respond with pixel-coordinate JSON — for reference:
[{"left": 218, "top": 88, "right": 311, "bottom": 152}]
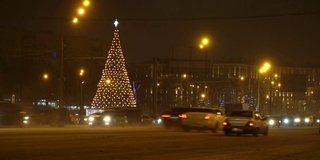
[{"left": 1, "top": 0, "right": 320, "bottom": 65}]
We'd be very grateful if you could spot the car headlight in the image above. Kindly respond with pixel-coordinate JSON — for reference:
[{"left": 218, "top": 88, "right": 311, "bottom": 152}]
[
  {"left": 88, "top": 117, "right": 94, "bottom": 122},
  {"left": 294, "top": 118, "right": 300, "bottom": 123},
  {"left": 268, "top": 119, "right": 275, "bottom": 125},
  {"left": 103, "top": 116, "right": 111, "bottom": 122},
  {"left": 283, "top": 118, "right": 290, "bottom": 124},
  {"left": 304, "top": 118, "right": 310, "bottom": 123},
  {"left": 155, "top": 118, "right": 162, "bottom": 124},
  {"left": 23, "top": 116, "right": 29, "bottom": 124}
]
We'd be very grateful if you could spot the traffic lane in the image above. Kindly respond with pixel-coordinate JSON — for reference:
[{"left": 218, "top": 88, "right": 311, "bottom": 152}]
[{"left": 0, "top": 126, "right": 319, "bottom": 160}]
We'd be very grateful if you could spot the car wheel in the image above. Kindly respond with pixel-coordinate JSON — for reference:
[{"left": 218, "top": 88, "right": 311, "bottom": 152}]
[
  {"left": 263, "top": 127, "right": 269, "bottom": 136},
  {"left": 253, "top": 128, "right": 259, "bottom": 137},
  {"left": 224, "top": 131, "right": 231, "bottom": 136},
  {"left": 211, "top": 122, "right": 219, "bottom": 133}
]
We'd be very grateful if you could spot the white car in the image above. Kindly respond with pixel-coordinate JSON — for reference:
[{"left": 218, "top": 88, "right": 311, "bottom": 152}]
[
  {"left": 223, "top": 110, "right": 268, "bottom": 136},
  {"left": 180, "top": 108, "right": 226, "bottom": 132}
]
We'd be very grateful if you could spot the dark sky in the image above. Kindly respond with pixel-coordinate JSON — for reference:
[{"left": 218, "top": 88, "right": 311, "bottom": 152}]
[{"left": 1, "top": 0, "right": 320, "bottom": 65}]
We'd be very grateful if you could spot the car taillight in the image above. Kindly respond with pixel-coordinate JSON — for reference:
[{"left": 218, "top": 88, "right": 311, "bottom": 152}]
[
  {"left": 204, "top": 114, "right": 212, "bottom": 120},
  {"left": 161, "top": 114, "right": 171, "bottom": 118},
  {"left": 247, "top": 121, "right": 254, "bottom": 127},
  {"left": 179, "top": 113, "right": 187, "bottom": 119},
  {"left": 223, "top": 121, "right": 229, "bottom": 126}
]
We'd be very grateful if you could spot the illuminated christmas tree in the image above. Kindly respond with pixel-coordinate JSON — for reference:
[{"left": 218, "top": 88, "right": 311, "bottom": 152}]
[{"left": 91, "top": 20, "right": 136, "bottom": 108}]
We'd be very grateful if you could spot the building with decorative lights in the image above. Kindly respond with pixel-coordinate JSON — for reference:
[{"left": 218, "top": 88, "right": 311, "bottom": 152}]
[{"left": 132, "top": 54, "right": 320, "bottom": 117}]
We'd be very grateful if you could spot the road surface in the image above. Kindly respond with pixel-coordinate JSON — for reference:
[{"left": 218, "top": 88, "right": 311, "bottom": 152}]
[{"left": 0, "top": 125, "right": 319, "bottom": 160}]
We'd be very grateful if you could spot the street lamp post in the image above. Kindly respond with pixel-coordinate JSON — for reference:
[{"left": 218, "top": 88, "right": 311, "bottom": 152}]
[
  {"left": 59, "top": 0, "right": 91, "bottom": 108},
  {"left": 79, "top": 69, "right": 85, "bottom": 115},
  {"left": 199, "top": 37, "right": 209, "bottom": 79},
  {"left": 182, "top": 73, "right": 188, "bottom": 107},
  {"left": 59, "top": 36, "right": 64, "bottom": 108},
  {"left": 80, "top": 81, "right": 85, "bottom": 115},
  {"left": 257, "top": 62, "right": 271, "bottom": 112}
]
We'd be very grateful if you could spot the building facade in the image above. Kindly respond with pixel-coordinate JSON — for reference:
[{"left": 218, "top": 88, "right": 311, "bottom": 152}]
[{"left": 132, "top": 57, "right": 320, "bottom": 117}]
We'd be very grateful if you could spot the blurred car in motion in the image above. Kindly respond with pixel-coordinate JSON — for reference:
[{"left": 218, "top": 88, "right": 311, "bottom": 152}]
[
  {"left": 141, "top": 114, "right": 156, "bottom": 125},
  {"left": 0, "top": 102, "right": 29, "bottom": 127},
  {"left": 180, "top": 108, "right": 226, "bottom": 132},
  {"left": 161, "top": 107, "right": 199, "bottom": 129},
  {"left": 0, "top": 102, "right": 70, "bottom": 127},
  {"left": 88, "top": 109, "right": 127, "bottom": 127},
  {"left": 69, "top": 113, "right": 88, "bottom": 125},
  {"left": 300, "top": 115, "right": 315, "bottom": 126},
  {"left": 27, "top": 106, "right": 70, "bottom": 127},
  {"left": 266, "top": 115, "right": 281, "bottom": 128},
  {"left": 223, "top": 110, "right": 268, "bottom": 136},
  {"left": 286, "top": 115, "right": 314, "bottom": 127},
  {"left": 140, "top": 115, "right": 162, "bottom": 125}
]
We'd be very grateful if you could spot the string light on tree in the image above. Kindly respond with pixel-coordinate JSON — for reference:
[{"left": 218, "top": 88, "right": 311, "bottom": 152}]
[{"left": 91, "top": 20, "right": 136, "bottom": 108}]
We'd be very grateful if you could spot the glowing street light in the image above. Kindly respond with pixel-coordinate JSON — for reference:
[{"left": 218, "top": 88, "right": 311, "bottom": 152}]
[
  {"left": 43, "top": 73, "right": 49, "bottom": 80},
  {"left": 78, "top": 8, "right": 85, "bottom": 15},
  {"left": 72, "top": 17, "right": 78, "bottom": 23},
  {"left": 259, "top": 62, "right": 271, "bottom": 73},
  {"left": 199, "top": 37, "right": 210, "bottom": 79},
  {"left": 83, "top": 0, "right": 90, "bottom": 6},
  {"left": 257, "top": 61, "right": 271, "bottom": 112},
  {"left": 71, "top": 0, "right": 91, "bottom": 23},
  {"left": 199, "top": 38, "right": 209, "bottom": 49},
  {"left": 79, "top": 69, "right": 85, "bottom": 76},
  {"left": 60, "top": 0, "right": 92, "bottom": 108}
]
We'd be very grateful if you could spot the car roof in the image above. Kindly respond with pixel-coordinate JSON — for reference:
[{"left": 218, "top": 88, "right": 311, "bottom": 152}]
[{"left": 168, "top": 107, "right": 221, "bottom": 112}]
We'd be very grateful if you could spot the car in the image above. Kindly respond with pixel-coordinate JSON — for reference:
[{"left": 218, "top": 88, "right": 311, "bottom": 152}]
[
  {"left": 180, "top": 108, "right": 226, "bottom": 132},
  {"left": 160, "top": 107, "right": 199, "bottom": 129},
  {"left": 223, "top": 110, "right": 269, "bottom": 136},
  {"left": 88, "top": 109, "right": 127, "bottom": 127},
  {"left": 300, "top": 115, "right": 315, "bottom": 126},
  {"left": 0, "top": 102, "right": 29, "bottom": 127},
  {"left": 141, "top": 114, "right": 156, "bottom": 125},
  {"left": 267, "top": 115, "right": 281, "bottom": 128},
  {"left": 0, "top": 102, "right": 70, "bottom": 127}
]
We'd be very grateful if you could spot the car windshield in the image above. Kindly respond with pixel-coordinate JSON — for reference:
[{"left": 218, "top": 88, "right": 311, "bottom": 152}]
[
  {"left": 229, "top": 111, "right": 253, "bottom": 117},
  {"left": 171, "top": 107, "right": 195, "bottom": 113}
]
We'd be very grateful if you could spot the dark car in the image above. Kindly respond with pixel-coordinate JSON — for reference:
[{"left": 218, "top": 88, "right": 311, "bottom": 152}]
[
  {"left": 141, "top": 114, "right": 156, "bottom": 125},
  {"left": 0, "top": 102, "right": 70, "bottom": 127},
  {"left": 88, "top": 109, "right": 127, "bottom": 127},
  {"left": 160, "top": 107, "right": 200, "bottom": 129},
  {"left": 0, "top": 102, "right": 29, "bottom": 127}
]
